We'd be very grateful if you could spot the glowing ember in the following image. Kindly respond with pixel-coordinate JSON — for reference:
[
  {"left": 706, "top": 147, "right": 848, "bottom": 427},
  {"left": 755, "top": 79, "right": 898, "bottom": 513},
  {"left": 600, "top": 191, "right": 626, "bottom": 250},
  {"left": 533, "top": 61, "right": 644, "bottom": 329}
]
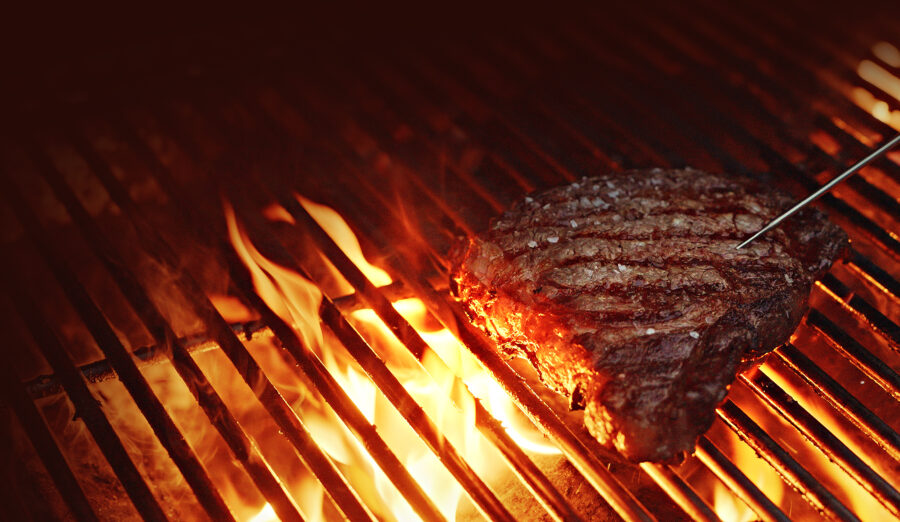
[
  {"left": 851, "top": 43, "right": 900, "bottom": 131},
  {"left": 873, "top": 42, "right": 900, "bottom": 69}
]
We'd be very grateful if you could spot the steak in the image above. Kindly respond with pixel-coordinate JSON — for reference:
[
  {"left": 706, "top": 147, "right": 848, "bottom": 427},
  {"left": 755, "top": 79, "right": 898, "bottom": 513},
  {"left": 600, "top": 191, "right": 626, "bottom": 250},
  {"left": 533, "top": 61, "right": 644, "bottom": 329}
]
[{"left": 450, "top": 168, "right": 848, "bottom": 462}]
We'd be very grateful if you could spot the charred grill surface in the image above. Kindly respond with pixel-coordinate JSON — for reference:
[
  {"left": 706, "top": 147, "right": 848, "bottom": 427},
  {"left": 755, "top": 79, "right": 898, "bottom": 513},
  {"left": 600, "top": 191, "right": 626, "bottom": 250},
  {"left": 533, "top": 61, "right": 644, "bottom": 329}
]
[{"left": 451, "top": 168, "right": 849, "bottom": 462}]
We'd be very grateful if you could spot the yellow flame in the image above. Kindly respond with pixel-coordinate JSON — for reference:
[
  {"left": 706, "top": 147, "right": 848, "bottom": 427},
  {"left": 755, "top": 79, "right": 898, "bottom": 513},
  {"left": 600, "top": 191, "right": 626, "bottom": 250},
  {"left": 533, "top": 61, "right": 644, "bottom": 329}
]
[
  {"left": 296, "top": 195, "right": 393, "bottom": 287},
  {"left": 858, "top": 60, "right": 900, "bottom": 103},
  {"left": 225, "top": 196, "right": 564, "bottom": 521},
  {"left": 713, "top": 487, "right": 754, "bottom": 522},
  {"left": 248, "top": 503, "right": 276, "bottom": 522},
  {"left": 850, "top": 87, "right": 900, "bottom": 130}
]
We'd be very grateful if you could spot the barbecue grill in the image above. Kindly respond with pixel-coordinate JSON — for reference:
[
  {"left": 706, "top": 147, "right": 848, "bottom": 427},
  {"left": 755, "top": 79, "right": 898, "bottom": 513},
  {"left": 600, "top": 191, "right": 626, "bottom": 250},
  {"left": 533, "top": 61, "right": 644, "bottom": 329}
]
[{"left": 2, "top": 2, "right": 899, "bottom": 520}]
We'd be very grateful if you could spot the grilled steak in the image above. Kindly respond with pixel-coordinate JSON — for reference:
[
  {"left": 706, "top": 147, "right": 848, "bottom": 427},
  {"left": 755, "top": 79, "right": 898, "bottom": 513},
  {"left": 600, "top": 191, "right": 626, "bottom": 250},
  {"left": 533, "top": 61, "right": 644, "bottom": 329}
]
[{"left": 450, "top": 168, "right": 848, "bottom": 462}]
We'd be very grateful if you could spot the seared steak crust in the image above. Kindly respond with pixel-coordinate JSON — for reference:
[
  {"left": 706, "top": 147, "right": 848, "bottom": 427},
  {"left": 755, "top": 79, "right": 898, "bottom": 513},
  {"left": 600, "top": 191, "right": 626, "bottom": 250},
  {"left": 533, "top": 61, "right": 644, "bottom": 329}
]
[{"left": 451, "top": 168, "right": 848, "bottom": 462}]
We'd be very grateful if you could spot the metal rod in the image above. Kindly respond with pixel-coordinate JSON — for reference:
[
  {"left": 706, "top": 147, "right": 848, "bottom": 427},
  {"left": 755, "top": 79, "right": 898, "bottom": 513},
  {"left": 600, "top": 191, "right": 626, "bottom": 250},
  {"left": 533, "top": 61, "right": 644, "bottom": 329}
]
[
  {"left": 229, "top": 177, "right": 581, "bottom": 522},
  {"left": 262, "top": 68, "right": 655, "bottom": 522},
  {"left": 638, "top": 464, "right": 721, "bottom": 522},
  {"left": 0, "top": 270, "right": 169, "bottom": 522},
  {"left": 567, "top": 5, "right": 900, "bottom": 257},
  {"left": 806, "top": 309, "right": 900, "bottom": 401},
  {"left": 775, "top": 343, "right": 900, "bottom": 461},
  {"left": 816, "top": 275, "right": 900, "bottom": 348},
  {"left": 0, "top": 333, "right": 100, "bottom": 522},
  {"left": 740, "top": 371, "right": 900, "bottom": 516},
  {"left": 309, "top": 35, "right": 731, "bottom": 522},
  {"left": 262, "top": 183, "right": 554, "bottom": 522},
  {"left": 716, "top": 401, "right": 859, "bottom": 521},
  {"left": 737, "top": 133, "right": 900, "bottom": 248},
  {"left": 14, "top": 130, "right": 311, "bottom": 522},
  {"left": 4, "top": 143, "right": 238, "bottom": 522},
  {"left": 695, "top": 437, "right": 789, "bottom": 522},
  {"left": 633, "top": 6, "right": 900, "bottom": 222},
  {"left": 243, "top": 84, "right": 586, "bottom": 521},
  {"left": 23, "top": 284, "right": 430, "bottom": 400},
  {"left": 124, "top": 101, "right": 444, "bottom": 522}
]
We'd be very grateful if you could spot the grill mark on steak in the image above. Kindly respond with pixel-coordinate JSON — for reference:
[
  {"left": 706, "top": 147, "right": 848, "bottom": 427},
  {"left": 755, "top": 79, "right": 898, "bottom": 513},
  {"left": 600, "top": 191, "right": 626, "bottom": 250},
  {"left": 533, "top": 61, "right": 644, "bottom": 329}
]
[
  {"left": 495, "top": 208, "right": 770, "bottom": 236},
  {"left": 494, "top": 216, "right": 781, "bottom": 257},
  {"left": 494, "top": 242, "right": 798, "bottom": 288},
  {"left": 540, "top": 264, "right": 730, "bottom": 294},
  {"left": 492, "top": 183, "right": 784, "bottom": 230},
  {"left": 495, "top": 200, "right": 774, "bottom": 226},
  {"left": 451, "top": 168, "right": 848, "bottom": 463}
]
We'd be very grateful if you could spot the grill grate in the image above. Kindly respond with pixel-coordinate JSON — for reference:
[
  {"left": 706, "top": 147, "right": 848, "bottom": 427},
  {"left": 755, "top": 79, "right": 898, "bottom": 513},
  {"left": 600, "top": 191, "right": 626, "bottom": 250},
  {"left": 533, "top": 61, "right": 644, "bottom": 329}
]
[{"left": 2, "top": 2, "right": 900, "bottom": 521}]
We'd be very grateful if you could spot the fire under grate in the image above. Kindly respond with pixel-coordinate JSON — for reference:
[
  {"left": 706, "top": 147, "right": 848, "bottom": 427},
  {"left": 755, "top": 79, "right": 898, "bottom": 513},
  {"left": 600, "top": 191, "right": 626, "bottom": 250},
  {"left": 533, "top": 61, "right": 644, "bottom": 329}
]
[{"left": 2, "top": 2, "right": 900, "bottom": 521}]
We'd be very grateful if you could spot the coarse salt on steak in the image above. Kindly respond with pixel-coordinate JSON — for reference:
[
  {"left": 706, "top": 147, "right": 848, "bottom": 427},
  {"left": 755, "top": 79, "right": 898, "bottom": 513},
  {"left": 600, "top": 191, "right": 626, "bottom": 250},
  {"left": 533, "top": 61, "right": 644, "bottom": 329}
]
[{"left": 450, "top": 168, "right": 848, "bottom": 462}]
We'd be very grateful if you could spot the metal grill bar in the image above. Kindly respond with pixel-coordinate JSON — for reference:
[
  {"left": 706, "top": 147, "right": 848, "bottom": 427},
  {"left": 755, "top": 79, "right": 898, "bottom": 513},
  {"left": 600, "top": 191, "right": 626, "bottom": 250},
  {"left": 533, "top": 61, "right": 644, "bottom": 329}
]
[
  {"left": 0, "top": 329, "right": 100, "bottom": 522},
  {"left": 776, "top": 343, "right": 900, "bottom": 460},
  {"left": 637, "top": 464, "right": 719, "bottom": 522},
  {"left": 11, "top": 128, "right": 318, "bottom": 522},
  {"left": 24, "top": 321, "right": 269, "bottom": 399},
  {"left": 6, "top": 135, "right": 236, "bottom": 522},
  {"left": 350, "top": 15, "right": 892, "bottom": 516},
  {"left": 807, "top": 310, "right": 900, "bottom": 400},
  {"left": 23, "top": 283, "right": 432, "bottom": 400},
  {"left": 846, "top": 253, "right": 900, "bottom": 301},
  {"left": 695, "top": 437, "right": 790, "bottom": 522},
  {"left": 739, "top": 371, "right": 900, "bottom": 516},
  {"left": 235, "top": 194, "right": 516, "bottom": 522},
  {"left": 282, "top": 65, "right": 724, "bottom": 522},
  {"left": 717, "top": 401, "right": 859, "bottom": 521},
  {"left": 102, "top": 100, "right": 447, "bottom": 522},
  {"left": 280, "top": 16, "right": 892, "bottom": 516},
  {"left": 0, "top": 252, "right": 169, "bottom": 521},
  {"left": 817, "top": 275, "right": 900, "bottom": 348},
  {"left": 354, "top": 21, "right": 880, "bottom": 520},
  {"left": 263, "top": 56, "right": 723, "bottom": 522},
  {"left": 3, "top": 5, "right": 899, "bottom": 521}
]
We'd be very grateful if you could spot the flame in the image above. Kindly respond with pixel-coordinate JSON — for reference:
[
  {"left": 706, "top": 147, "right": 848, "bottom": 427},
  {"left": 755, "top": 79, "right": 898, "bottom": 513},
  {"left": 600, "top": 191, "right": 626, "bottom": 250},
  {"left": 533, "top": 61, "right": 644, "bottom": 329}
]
[
  {"left": 851, "top": 43, "right": 900, "bottom": 131},
  {"left": 859, "top": 60, "right": 900, "bottom": 103},
  {"left": 698, "top": 41, "right": 900, "bottom": 522},
  {"left": 712, "top": 487, "right": 750, "bottom": 522},
  {"left": 222, "top": 196, "right": 559, "bottom": 521},
  {"left": 248, "top": 503, "right": 276, "bottom": 522},
  {"left": 760, "top": 360, "right": 895, "bottom": 520},
  {"left": 87, "top": 193, "right": 886, "bottom": 520}
]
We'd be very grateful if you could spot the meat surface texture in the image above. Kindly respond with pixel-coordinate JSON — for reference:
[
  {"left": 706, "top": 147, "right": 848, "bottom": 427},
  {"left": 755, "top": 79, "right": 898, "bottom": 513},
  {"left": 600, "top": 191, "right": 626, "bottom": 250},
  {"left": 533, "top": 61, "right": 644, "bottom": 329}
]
[{"left": 450, "top": 168, "right": 848, "bottom": 462}]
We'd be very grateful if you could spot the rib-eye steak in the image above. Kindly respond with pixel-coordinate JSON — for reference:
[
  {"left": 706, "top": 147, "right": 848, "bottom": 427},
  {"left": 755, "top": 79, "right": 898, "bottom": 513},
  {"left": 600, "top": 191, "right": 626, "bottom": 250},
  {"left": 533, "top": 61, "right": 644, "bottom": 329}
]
[{"left": 450, "top": 168, "right": 848, "bottom": 463}]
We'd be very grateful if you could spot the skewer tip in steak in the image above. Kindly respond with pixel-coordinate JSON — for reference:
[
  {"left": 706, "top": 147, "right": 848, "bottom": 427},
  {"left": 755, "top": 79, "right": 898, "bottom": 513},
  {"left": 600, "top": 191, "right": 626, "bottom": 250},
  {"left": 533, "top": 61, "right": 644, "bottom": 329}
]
[{"left": 450, "top": 168, "right": 848, "bottom": 463}]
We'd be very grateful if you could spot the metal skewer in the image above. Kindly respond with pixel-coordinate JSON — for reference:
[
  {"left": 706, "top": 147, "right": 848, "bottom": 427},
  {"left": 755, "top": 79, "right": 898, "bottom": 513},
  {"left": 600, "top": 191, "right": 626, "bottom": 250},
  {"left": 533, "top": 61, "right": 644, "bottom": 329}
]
[{"left": 736, "top": 133, "right": 900, "bottom": 249}]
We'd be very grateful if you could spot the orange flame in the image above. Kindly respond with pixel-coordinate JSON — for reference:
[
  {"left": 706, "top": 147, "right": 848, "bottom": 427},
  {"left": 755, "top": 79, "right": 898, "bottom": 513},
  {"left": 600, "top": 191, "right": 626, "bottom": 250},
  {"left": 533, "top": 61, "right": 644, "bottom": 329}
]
[
  {"left": 850, "top": 42, "right": 900, "bottom": 131},
  {"left": 224, "top": 196, "right": 559, "bottom": 521}
]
